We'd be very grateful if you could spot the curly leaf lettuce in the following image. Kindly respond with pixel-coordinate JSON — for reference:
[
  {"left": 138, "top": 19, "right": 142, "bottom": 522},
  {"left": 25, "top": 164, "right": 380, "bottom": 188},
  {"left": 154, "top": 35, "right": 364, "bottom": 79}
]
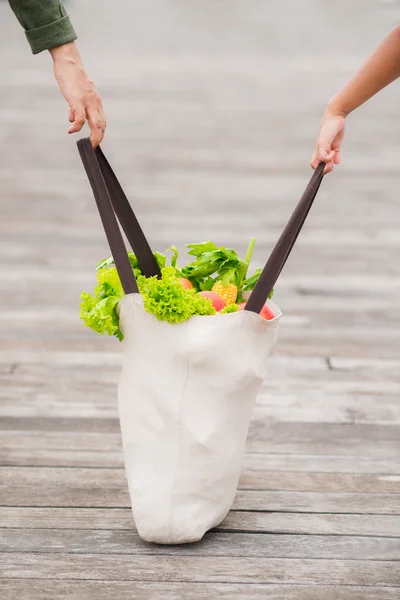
[
  {"left": 80, "top": 266, "right": 125, "bottom": 340},
  {"left": 220, "top": 303, "right": 240, "bottom": 314},
  {"left": 138, "top": 267, "right": 215, "bottom": 324},
  {"left": 80, "top": 264, "right": 216, "bottom": 338},
  {"left": 80, "top": 292, "right": 123, "bottom": 339},
  {"left": 80, "top": 240, "right": 275, "bottom": 339}
]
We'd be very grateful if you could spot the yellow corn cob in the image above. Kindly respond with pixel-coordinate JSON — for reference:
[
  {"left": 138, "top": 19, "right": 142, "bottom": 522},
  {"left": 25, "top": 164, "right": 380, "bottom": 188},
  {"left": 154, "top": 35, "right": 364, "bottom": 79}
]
[{"left": 212, "top": 281, "right": 238, "bottom": 305}]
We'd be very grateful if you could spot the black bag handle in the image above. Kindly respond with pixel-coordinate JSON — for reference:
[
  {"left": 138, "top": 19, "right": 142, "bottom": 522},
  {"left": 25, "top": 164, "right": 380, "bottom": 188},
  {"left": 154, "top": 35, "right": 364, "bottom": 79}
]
[
  {"left": 78, "top": 137, "right": 325, "bottom": 313},
  {"left": 245, "top": 162, "right": 325, "bottom": 313},
  {"left": 95, "top": 147, "right": 161, "bottom": 279},
  {"left": 77, "top": 138, "right": 161, "bottom": 294}
]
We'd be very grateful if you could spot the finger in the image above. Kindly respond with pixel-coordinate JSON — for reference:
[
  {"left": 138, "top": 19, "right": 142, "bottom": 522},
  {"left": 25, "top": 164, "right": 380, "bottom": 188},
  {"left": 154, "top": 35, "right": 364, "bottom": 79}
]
[
  {"left": 311, "top": 146, "right": 335, "bottom": 172},
  {"left": 317, "top": 143, "right": 335, "bottom": 164},
  {"left": 68, "top": 106, "right": 86, "bottom": 134},
  {"left": 323, "top": 159, "right": 334, "bottom": 174},
  {"left": 68, "top": 107, "right": 74, "bottom": 123},
  {"left": 87, "top": 108, "right": 106, "bottom": 148},
  {"left": 334, "top": 150, "right": 341, "bottom": 165},
  {"left": 310, "top": 148, "right": 320, "bottom": 170}
]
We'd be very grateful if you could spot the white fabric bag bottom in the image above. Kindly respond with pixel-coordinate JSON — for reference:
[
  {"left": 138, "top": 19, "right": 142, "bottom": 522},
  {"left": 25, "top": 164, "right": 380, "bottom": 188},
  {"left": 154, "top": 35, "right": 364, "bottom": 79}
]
[{"left": 117, "top": 294, "right": 281, "bottom": 545}]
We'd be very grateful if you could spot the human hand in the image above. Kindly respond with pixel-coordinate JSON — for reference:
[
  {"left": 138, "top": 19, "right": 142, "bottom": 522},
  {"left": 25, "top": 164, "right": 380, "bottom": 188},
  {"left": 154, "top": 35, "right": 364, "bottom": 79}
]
[
  {"left": 50, "top": 43, "right": 106, "bottom": 147},
  {"left": 310, "top": 108, "right": 346, "bottom": 174}
]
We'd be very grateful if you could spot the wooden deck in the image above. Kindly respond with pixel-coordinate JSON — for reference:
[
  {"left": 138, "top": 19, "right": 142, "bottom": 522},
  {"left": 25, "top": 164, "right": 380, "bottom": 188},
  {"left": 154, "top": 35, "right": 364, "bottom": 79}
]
[{"left": 1, "top": 1, "right": 400, "bottom": 598}]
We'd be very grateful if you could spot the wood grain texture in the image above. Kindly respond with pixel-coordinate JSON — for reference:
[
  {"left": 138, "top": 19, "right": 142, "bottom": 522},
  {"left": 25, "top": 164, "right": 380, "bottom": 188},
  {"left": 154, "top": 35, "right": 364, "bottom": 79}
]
[
  {"left": 2, "top": 582, "right": 400, "bottom": 600},
  {"left": 1, "top": 507, "right": 399, "bottom": 537},
  {"left": 1, "top": 483, "right": 399, "bottom": 515},
  {"left": 2, "top": 466, "right": 399, "bottom": 494},
  {"left": 1, "top": 554, "right": 400, "bottom": 585},
  {"left": 1, "top": 529, "right": 400, "bottom": 560},
  {"left": 1, "top": 0, "right": 400, "bottom": 597}
]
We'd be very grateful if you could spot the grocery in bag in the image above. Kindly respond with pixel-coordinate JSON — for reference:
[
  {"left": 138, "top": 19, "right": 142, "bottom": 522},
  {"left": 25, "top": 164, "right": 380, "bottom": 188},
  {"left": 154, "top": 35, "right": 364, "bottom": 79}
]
[{"left": 78, "top": 138, "right": 324, "bottom": 544}]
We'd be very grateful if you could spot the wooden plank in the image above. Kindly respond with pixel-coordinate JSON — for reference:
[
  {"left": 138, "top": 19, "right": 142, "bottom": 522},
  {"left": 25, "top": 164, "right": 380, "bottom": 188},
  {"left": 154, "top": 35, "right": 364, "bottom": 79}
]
[
  {"left": 2, "top": 466, "right": 399, "bottom": 494},
  {"left": 2, "top": 581, "right": 399, "bottom": 600},
  {"left": 254, "top": 395, "right": 400, "bottom": 425},
  {"left": 2, "top": 445, "right": 397, "bottom": 473},
  {"left": 2, "top": 385, "right": 400, "bottom": 424},
  {"left": 220, "top": 512, "right": 400, "bottom": 537},
  {"left": 1, "top": 0, "right": 400, "bottom": 593},
  {"left": 1, "top": 553, "right": 399, "bottom": 585},
  {"left": 1, "top": 331, "right": 400, "bottom": 357},
  {"left": 239, "top": 471, "right": 400, "bottom": 494},
  {"left": 1, "top": 426, "right": 400, "bottom": 461},
  {"left": 1, "top": 353, "right": 399, "bottom": 381},
  {"left": 1, "top": 353, "right": 399, "bottom": 388},
  {"left": 2, "top": 367, "right": 400, "bottom": 395},
  {"left": 1, "top": 528, "right": 399, "bottom": 560},
  {"left": 2, "top": 421, "right": 400, "bottom": 455},
  {"left": 1, "top": 507, "right": 399, "bottom": 537},
  {"left": 2, "top": 483, "right": 399, "bottom": 515}
]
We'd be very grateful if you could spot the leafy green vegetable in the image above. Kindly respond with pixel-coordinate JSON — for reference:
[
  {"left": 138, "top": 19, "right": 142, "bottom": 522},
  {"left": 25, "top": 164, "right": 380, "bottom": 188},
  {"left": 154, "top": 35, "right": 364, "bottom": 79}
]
[
  {"left": 220, "top": 303, "right": 241, "bottom": 314},
  {"left": 242, "top": 268, "right": 261, "bottom": 291},
  {"left": 80, "top": 266, "right": 125, "bottom": 340},
  {"left": 187, "top": 241, "right": 219, "bottom": 257},
  {"left": 166, "top": 246, "right": 179, "bottom": 269},
  {"left": 182, "top": 238, "right": 259, "bottom": 300},
  {"left": 137, "top": 267, "right": 215, "bottom": 324},
  {"left": 80, "top": 239, "right": 276, "bottom": 339},
  {"left": 96, "top": 251, "right": 167, "bottom": 278},
  {"left": 182, "top": 244, "right": 240, "bottom": 287},
  {"left": 80, "top": 291, "right": 122, "bottom": 340},
  {"left": 242, "top": 268, "right": 274, "bottom": 298}
]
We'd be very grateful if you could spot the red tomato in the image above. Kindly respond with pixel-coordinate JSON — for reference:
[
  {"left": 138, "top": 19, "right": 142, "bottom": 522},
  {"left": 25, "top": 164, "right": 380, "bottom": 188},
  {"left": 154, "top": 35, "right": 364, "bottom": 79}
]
[
  {"left": 238, "top": 302, "right": 274, "bottom": 320},
  {"left": 259, "top": 304, "right": 275, "bottom": 320}
]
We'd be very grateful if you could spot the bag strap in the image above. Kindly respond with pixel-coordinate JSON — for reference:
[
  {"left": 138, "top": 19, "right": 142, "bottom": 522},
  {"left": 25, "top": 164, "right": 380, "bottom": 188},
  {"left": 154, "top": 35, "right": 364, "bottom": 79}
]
[
  {"left": 77, "top": 138, "right": 161, "bottom": 294},
  {"left": 94, "top": 147, "right": 161, "bottom": 279},
  {"left": 78, "top": 135, "right": 325, "bottom": 313},
  {"left": 77, "top": 138, "right": 138, "bottom": 293},
  {"left": 245, "top": 162, "right": 325, "bottom": 314}
]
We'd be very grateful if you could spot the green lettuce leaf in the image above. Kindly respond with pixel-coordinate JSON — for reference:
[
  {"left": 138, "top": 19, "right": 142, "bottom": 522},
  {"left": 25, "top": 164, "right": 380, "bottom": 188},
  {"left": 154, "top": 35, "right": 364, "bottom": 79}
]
[
  {"left": 138, "top": 267, "right": 215, "bottom": 323},
  {"left": 80, "top": 266, "right": 125, "bottom": 340},
  {"left": 80, "top": 293, "right": 122, "bottom": 339},
  {"left": 220, "top": 303, "right": 240, "bottom": 314}
]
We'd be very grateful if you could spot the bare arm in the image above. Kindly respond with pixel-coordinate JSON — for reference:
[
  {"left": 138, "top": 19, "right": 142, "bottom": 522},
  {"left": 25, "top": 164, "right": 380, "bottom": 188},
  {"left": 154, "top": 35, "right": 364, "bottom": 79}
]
[
  {"left": 311, "top": 26, "right": 400, "bottom": 172},
  {"left": 9, "top": 1, "right": 105, "bottom": 147},
  {"left": 50, "top": 43, "right": 106, "bottom": 147}
]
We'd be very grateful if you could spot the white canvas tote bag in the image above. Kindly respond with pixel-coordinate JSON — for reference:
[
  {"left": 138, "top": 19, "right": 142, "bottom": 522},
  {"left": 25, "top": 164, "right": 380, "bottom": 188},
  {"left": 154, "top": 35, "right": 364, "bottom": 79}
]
[{"left": 78, "top": 140, "right": 325, "bottom": 544}]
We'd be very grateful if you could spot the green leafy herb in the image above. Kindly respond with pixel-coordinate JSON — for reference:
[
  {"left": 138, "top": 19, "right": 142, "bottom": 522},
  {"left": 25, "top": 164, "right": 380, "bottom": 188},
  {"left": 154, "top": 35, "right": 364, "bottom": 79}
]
[
  {"left": 182, "top": 237, "right": 258, "bottom": 300},
  {"left": 242, "top": 268, "right": 274, "bottom": 298}
]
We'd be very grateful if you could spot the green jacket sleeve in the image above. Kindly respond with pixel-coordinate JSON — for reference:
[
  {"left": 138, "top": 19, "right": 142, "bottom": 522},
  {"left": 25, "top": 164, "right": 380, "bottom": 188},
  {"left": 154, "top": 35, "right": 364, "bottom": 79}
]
[{"left": 9, "top": 0, "right": 77, "bottom": 54}]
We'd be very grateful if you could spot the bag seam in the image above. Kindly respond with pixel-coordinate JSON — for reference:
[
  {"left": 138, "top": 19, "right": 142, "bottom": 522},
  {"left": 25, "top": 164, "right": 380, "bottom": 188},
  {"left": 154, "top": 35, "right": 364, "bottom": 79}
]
[{"left": 167, "top": 319, "right": 189, "bottom": 543}]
